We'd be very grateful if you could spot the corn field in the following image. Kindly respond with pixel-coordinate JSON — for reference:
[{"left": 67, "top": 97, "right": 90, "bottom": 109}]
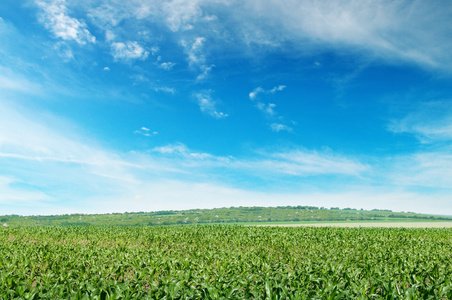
[{"left": 1, "top": 225, "right": 452, "bottom": 299}]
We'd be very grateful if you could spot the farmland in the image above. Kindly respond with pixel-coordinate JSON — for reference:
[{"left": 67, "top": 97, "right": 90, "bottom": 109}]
[
  {"left": 2, "top": 225, "right": 452, "bottom": 299},
  {"left": 2, "top": 206, "right": 451, "bottom": 227}
]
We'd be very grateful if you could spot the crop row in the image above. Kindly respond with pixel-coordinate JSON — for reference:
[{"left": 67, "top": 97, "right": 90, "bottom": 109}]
[{"left": 1, "top": 226, "right": 452, "bottom": 299}]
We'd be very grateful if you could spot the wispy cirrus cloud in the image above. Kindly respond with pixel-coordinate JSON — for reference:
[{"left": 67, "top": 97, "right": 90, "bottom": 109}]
[
  {"left": 194, "top": 90, "right": 228, "bottom": 119},
  {"left": 386, "top": 151, "right": 452, "bottom": 190},
  {"left": 384, "top": 100, "right": 452, "bottom": 190},
  {"left": 251, "top": 149, "right": 368, "bottom": 177},
  {"left": 241, "top": 0, "right": 452, "bottom": 70},
  {"left": 249, "top": 85, "right": 286, "bottom": 100},
  {"left": 152, "top": 143, "right": 368, "bottom": 178},
  {"left": 270, "top": 123, "right": 292, "bottom": 133},
  {"left": 1, "top": 100, "right": 448, "bottom": 215},
  {"left": 181, "top": 37, "right": 214, "bottom": 79},
  {"left": 152, "top": 143, "right": 219, "bottom": 161},
  {"left": 0, "top": 66, "right": 43, "bottom": 95},
  {"left": 56, "top": 0, "right": 452, "bottom": 72},
  {"left": 35, "top": 0, "right": 95, "bottom": 45},
  {"left": 388, "top": 100, "right": 452, "bottom": 142}
]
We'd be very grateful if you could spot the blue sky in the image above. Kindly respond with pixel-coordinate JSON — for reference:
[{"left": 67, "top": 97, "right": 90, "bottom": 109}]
[{"left": 1, "top": 0, "right": 452, "bottom": 215}]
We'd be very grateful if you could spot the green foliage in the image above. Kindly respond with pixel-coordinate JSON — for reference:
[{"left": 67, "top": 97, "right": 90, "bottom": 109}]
[
  {"left": 2, "top": 206, "right": 451, "bottom": 227},
  {"left": 1, "top": 226, "right": 452, "bottom": 299}
]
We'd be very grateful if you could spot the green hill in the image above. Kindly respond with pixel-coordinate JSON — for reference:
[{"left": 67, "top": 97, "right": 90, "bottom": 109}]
[{"left": 2, "top": 206, "right": 452, "bottom": 226}]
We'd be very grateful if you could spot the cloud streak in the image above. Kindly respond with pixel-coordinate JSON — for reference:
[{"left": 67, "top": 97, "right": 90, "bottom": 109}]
[
  {"left": 270, "top": 123, "right": 292, "bottom": 133},
  {"left": 388, "top": 100, "right": 452, "bottom": 142},
  {"left": 1, "top": 100, "right": 450, "bottom": 215}
]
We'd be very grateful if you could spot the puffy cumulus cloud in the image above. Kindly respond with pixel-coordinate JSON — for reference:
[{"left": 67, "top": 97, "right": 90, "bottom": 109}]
[
  {"left": 35, "top": 0, "right": 95, "bottom": 44},
  {"left": 194, "top": 90, "right": 228, "bottom": 119},
  {"left": 111, "top": 41, "right": 149, "bottom": 60}
]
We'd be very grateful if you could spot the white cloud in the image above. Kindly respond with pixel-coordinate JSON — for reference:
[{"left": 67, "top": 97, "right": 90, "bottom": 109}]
[
  {"left": 2, "top": 100, "right": 450, "bottom": 215},
  {"left": 183, "top": 37, "right": 206, "bottom": 66},
  {"left": 194, "top": 91, "right": 228, "bottom": 119},
  {"left": 134, "top": 127, "right": 158, "bottom": 137},
  {"left": 53, "top": 41, "right": 74, "bottom": 61},
  {"left": 162, "top": 0, "right": 204, "bottom": 32},
  {"left": 111, "top": 41, "right": 149, "bottom": 60},
  {"left": 256, "top": 102, "right": 276, "bottom": 115},
  {"left": 388, "top": 101, "right": 452, "bottom": 142},
  {"left": 270, "top": 123, "right": 292, "bottom": 132},
  {"left": 150, "top": 47, "right": 159, "bottom": 55},
  {"left": 103, "top": 67, "right": 110, "bottom": 71},
  {"left": 249, "top": 85, "right": 286, "bottom": 100},
  {"left": 159, "top": 62, "right": 176, "bottom": 70},
  {"left": 153, "top": 86, "right": 176, "bottom": 94},
  {"left": 249, "top": 87, "right": 263, "bottom": 100},
  {"left": 0, "top": 67, "right": 43, "bottom": 95},
  {"left": 247, "top": 149, "right": 368, "bottom": 177},
  {"left": 153, "top": 143, "right": 189, "bottom": 155},
  {"left": 241, "top": 0, "right": 452, "bottom": 69},
  {"left": 270, "top": 85, "right": 286, "bottom": 93},
  {"left": 105, "top": 29, "right": 115, "bottom": 41},
  {"left": 249, "top": 85, "right": 286, "bottom": 121},
  {"left": 35, "top": 0, "right": 95, "bottom": 45},
  {"left": 0, "top": 175, "right": 52, "bottom": 206},
  {"left": 53, "top": 0, "right": 452, "bottom": 71},
  {"left": 152, "top": 143, "right": 367, "bottom": 178},
  {"left": 0, "top": 102, "right": 152, "bottom": 212},
  {"left": 386, "top": 151, "right": 452, "bottom": 189},
  {"left": 181, "top": 37, "right": 214, "bottom": 79},
  {"left": 196, "top": 64, "right": 214, "bottom": 80},
  {"left": 152, "top": 143, "right": 220, "bottom": 161}
]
